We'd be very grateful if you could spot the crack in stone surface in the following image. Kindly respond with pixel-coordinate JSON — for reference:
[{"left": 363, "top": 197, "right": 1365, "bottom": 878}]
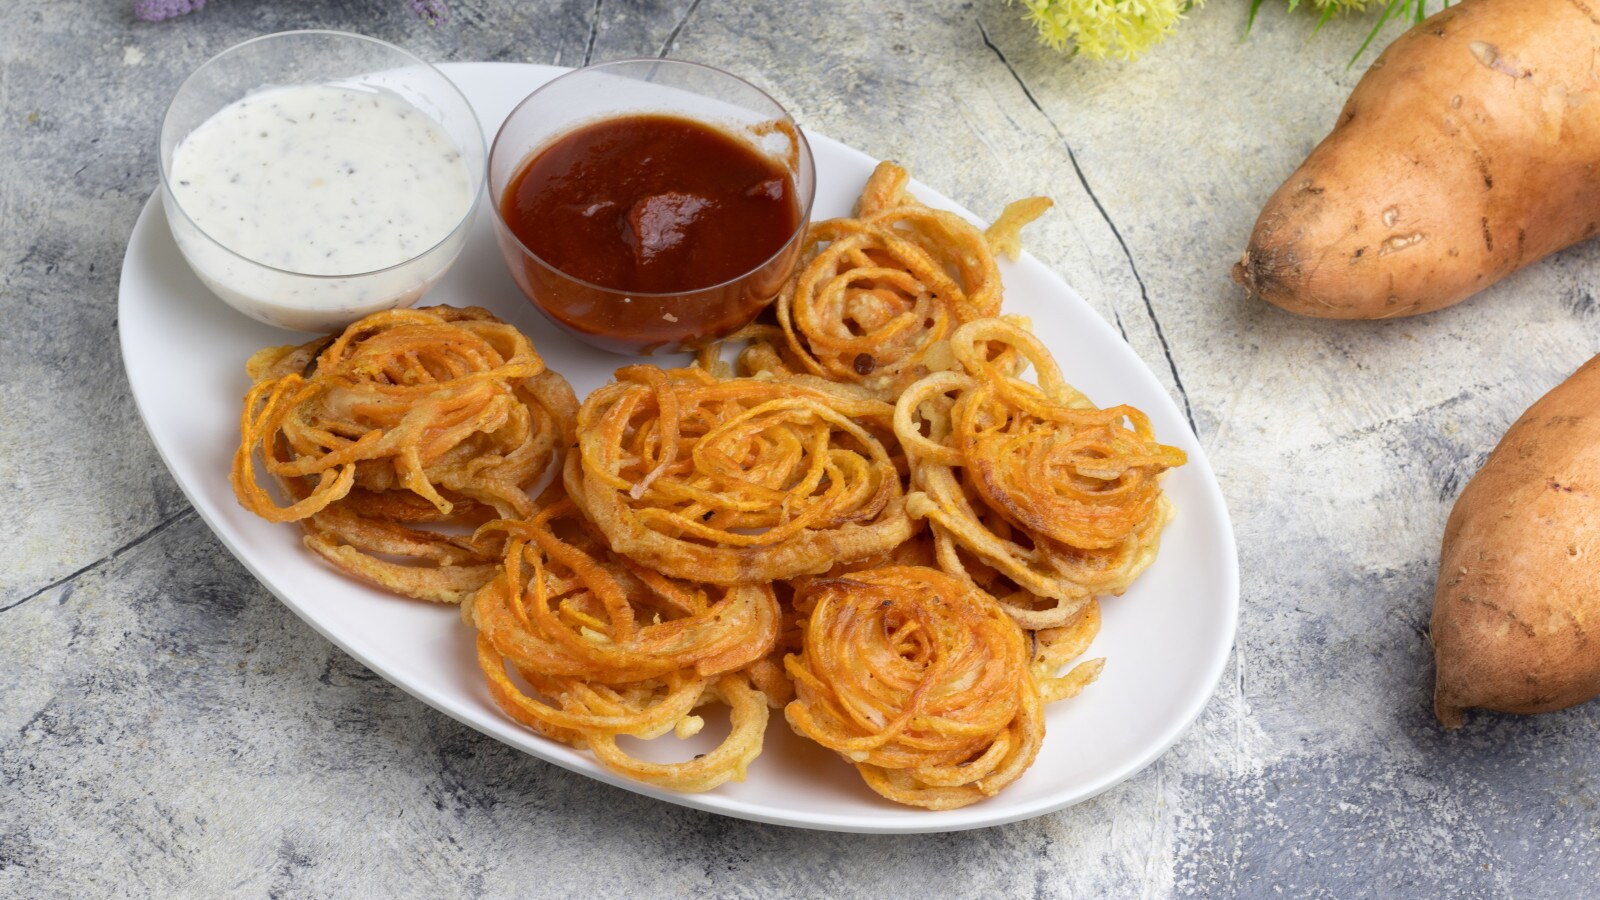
[
  {"left": 658, "top": 0, "right": 705, "bottom": 58},
  {"left": 0, "top": 508, "right": 196, "bottom": 614},
  {"left": 582, "top": 0, "right": 602, "bottom": 66},
  {"left": 976, "top": 18, "right": 1199, "bottom": 435}
]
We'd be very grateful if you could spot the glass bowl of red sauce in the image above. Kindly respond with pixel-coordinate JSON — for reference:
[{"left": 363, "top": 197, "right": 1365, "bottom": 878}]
[{"left": 488, "top": 59, "right": 816, "bottom": 355}]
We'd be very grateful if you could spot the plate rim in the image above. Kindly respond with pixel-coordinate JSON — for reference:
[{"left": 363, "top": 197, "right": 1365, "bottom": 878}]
[{"left": 118, "top": 60, "right": 1241, "bottom": 834}]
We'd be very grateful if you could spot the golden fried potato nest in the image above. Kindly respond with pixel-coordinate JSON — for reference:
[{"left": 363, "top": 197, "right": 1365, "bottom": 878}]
[
  {"left": 736, "top": 162, "right": 1049, "bottom": 400},
  {"left": 231, "top": 306, "right": 577, "bottom": 602},
  {"left": 895, "top": 317, "right": 1186, "bottom": 627},
  {"left": 467, "top": 494, "right": 777, "bottom": 792},
  {"left": 565, "top": 364, "right": 913, "bottom": 584},
  {"left": 783, "top": 565, "right": 1043, "bottom": 809}
]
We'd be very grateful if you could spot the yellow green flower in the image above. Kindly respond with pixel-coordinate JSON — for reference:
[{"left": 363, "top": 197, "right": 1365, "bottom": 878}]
[{"left": 1011, "top": 0, "right": 1201, "bottom": 61}]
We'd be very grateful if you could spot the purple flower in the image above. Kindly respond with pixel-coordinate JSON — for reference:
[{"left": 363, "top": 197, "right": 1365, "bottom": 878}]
[
  {"left": 410, "top": 0, "right": 448, "bottom": 25},
  {"left": 134, "top": 0, "right": 206, "bottom": 21}
]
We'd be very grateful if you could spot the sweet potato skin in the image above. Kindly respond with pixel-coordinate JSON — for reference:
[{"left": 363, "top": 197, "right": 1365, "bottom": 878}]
[
  {"left": 1433, "top": 354, "right": 1600, "bottom": 727},
  {"left": 1236, "top": 0, "right": 1600, "bottom": 319}
]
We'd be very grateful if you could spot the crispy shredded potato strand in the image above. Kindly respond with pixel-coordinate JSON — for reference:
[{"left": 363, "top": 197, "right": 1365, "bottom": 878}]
[
  {"left": 566, "top": 364, "right": 912, "bottom": 584},
  {"left": 784, "top": 566, "right": 1042, "bottom": 810},
  {"left": 231, "top": 306, "right": 577, "bottom": 602},
  {"left": 985, "top": 197, "right": 1053, "bottom": 261},
  {"left": 896, "top": 317, "right": 1185, "bottom": 627},
  {"left": 467, "top": 496, "right": 778, "bottom": 791},
  {"left": 1031, "top": 598, "right": 1105, "bottom": 705}
]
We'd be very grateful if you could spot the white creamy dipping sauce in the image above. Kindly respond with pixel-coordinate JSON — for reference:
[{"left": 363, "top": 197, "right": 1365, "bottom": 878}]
[{"left": 165, "top": 83, "right": 477, "bottom": 331}]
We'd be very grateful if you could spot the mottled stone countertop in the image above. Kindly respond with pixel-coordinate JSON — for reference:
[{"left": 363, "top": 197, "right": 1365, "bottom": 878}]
[{"left": 4, "top": 1, "right": 1598, "bottom": 896}]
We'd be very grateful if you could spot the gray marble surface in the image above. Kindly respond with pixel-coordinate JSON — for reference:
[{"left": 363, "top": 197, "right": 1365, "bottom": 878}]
[{"left": 4, "top": 1, "right": 1599, "bottom": 896}]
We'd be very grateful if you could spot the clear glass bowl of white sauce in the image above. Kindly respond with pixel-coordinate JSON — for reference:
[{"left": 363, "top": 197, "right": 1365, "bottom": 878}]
[{"left": 159, "top": 31, "right": 485, "bottom": 333}]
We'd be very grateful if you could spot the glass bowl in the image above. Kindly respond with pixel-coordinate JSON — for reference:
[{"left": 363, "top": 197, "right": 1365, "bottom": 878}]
[
  {"left": 488, "top": 59, "right": 816, "bottom": 356},
  {"left": 159, "top": 31, "right": 486, "bottom": 333}
]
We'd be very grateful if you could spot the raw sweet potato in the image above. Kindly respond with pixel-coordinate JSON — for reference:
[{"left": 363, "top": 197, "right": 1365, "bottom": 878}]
[
  {"left": 1235, "top": 0, "right": 1600, "bottom": 319},
  {"left": 1433, "top": 354, "right": 1600, "bottom": 727}
]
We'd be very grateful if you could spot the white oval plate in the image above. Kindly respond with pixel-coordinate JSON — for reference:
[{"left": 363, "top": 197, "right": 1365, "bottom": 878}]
[{"left": 119, "top": 62, "right": 1239, "bottom": 833}]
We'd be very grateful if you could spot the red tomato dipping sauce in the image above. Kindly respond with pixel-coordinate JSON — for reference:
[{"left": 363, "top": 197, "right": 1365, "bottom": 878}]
[{"left": 497, "top": 114, "right": 807, "bottom": 354}]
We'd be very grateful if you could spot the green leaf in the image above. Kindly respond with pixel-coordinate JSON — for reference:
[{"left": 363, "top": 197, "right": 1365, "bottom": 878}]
[
  {"left": 1245, "top": 0, "right": 1267, "bottom": 37},
  {"left": 1310, "top": 2, "right": 1339, "bottom": 37},
  {"left": 1238, "top": 0, "right": 1453, "bottom": 64},
  {"left": 1348, "top": 0, "right": 1404, "bottom": 69}
]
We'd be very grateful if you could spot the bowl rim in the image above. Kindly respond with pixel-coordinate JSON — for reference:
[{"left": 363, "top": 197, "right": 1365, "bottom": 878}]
[
  {"left": 157, "top": 29, "right": 488, "bottom": 281},
  {"left": 487, "top": 56, "right": 818, "bottom": 299}
]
